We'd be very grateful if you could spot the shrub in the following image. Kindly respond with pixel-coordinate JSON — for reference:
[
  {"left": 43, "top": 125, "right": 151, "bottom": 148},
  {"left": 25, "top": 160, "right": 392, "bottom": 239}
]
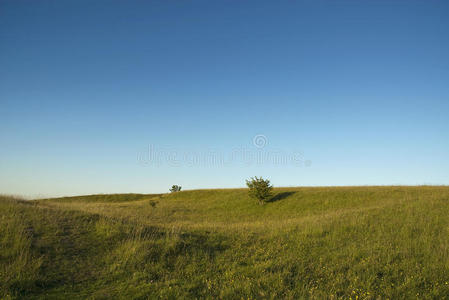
[
  {"left": 246, "top": 177, "right": 273, "bottom": 205},
  {"left": 169, "top": 185, "right": 182, "bottom": 193}
]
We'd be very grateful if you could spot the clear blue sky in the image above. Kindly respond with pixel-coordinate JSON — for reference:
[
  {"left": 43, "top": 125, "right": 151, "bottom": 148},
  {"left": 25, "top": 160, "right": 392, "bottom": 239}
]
[{"left": 1, "top": 1, "right": 448, "bottom": 197}]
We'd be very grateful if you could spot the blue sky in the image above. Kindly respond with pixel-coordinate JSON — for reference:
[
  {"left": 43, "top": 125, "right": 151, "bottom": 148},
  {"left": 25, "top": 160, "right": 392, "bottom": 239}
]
[{"left": 1, "top": 1, "right": 448, "bottom": 197}]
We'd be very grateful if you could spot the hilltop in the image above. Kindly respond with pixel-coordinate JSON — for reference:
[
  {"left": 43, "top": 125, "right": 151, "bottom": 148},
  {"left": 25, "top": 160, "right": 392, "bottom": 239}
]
[{"left": 1, "top": 186, "right": 449, "bottom": 299}]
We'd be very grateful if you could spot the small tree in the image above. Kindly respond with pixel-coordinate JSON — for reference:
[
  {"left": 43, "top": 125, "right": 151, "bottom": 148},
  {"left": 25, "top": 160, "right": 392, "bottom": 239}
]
[
  {"left": 246, "top": 177, "right": 273, "bottom": 205},
  {"left": 169, "top": 185, "right": 182, "bottom": 193}
]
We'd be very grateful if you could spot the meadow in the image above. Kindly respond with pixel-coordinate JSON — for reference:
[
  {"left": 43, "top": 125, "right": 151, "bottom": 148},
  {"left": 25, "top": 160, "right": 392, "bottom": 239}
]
[{"left": 1, "top": 186, "right": 449, "bottom": 299}]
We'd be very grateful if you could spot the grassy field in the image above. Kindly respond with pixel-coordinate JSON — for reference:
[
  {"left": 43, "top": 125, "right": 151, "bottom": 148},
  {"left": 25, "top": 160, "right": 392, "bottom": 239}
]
[{"left": 1, "top": 186, "right": 449, "bottom": 299}]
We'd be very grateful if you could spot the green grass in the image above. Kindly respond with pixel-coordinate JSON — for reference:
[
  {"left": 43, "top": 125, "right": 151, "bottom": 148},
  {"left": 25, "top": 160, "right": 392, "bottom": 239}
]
[{"left": 1, "top": 186, "right": 449, "bottom": 299}]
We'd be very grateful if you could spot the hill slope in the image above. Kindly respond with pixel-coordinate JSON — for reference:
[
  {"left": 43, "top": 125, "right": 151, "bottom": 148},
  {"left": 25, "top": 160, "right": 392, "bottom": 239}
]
[{"left": 1, "top": 186, "right": 449, "bottom": 299}]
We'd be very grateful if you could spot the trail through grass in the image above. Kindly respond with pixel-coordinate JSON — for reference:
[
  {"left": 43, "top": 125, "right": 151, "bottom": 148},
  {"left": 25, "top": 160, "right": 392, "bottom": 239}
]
[{"left": 1, "top": 186, "right": 449, "bottom": 299}]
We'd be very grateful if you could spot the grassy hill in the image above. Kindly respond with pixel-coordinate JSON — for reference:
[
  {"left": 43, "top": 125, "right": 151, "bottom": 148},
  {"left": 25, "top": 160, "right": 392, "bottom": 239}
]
[{"left": 1, "top": 186, "right": 449, "bottom": 299}]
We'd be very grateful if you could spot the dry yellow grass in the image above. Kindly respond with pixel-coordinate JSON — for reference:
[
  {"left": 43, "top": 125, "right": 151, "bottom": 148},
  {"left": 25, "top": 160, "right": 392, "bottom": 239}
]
[{"left": 2, "top": 186, "right": 449, "bottom": 298}]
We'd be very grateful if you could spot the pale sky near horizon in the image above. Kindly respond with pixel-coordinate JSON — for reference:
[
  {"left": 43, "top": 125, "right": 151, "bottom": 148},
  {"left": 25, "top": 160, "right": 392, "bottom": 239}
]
[{"left": 1, "top": 1, "right": 448, "bottom": 198}]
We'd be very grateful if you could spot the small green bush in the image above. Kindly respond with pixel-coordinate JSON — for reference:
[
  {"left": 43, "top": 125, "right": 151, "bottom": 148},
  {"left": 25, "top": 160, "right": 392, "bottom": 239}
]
[
  {"left": 169, "top": 185, "right": 182, "bottom": 193},
  {"left": 245, "top": 177, "right": 273, "bottom": 205}
]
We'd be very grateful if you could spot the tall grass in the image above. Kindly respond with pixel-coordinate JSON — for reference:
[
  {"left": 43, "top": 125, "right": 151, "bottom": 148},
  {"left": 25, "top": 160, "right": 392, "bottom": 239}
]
[
  {"left": 0, "top": 196, "right": 42, "bottom": 298},
  {"left": 1, "top": 187, "right": 449, "bottom": 298}
]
